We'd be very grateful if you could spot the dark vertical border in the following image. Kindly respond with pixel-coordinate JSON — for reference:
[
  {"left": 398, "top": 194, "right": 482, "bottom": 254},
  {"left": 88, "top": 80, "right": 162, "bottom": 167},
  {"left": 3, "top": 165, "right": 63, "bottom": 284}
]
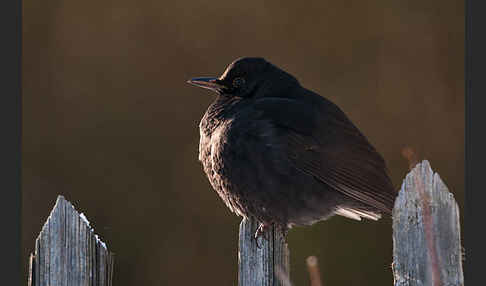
[
  {"left": 464, "top": 0, "right": 471, "bottom": 284},
  {"left": 465, "top": 0, "right": 470, "bottom": 284},
  {"left": 465, "top": 0, "right": 483, "bottom": 285},
  {"left": 0, "top": 0, "right": 21, "bottom": 284}
]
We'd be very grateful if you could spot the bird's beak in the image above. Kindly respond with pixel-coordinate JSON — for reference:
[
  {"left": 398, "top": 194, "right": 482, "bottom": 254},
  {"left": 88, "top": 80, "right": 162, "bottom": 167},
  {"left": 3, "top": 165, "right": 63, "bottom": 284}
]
[{"left": 187, "top": 77, "right": 224, "bottom": 93}]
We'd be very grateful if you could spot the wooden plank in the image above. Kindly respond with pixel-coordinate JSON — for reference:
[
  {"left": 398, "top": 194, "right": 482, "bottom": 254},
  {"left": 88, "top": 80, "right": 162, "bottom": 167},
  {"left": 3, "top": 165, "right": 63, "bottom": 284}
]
[
  {"left": 238, "top": 218, "right": 290, "bottom": 286},
  {"left": 392, "top": 160, "right": 464, "bottom": 286},
  {"left": 28, "top": 195, "right": 114, "bottom": 286}
]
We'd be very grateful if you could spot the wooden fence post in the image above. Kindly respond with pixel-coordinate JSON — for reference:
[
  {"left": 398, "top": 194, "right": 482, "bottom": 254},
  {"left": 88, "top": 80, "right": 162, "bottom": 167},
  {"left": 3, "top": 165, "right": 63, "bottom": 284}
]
[
  {"left": 238, "top": 218, "right": 290, "bottom": 286},
  {"left": 28, "top": 195, "right": 114, "bottom": 286},
  {"left": 28, "top": 160, "right": 463, "bottom": 286},
  {"left": 392, "top": 160, "right": 464, "bottom": 286}
]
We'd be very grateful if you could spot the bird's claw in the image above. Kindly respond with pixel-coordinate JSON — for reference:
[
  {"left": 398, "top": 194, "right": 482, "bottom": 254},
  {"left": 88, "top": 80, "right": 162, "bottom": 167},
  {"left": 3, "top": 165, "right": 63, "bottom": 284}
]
[{"left": 254, "top": 223, "right": 269, "bottom": 249}]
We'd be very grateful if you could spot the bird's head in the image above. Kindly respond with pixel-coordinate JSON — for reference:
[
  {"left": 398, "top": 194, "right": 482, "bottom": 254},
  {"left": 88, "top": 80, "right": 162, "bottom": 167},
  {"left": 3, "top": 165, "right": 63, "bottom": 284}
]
[{"left": 187, "top": 57, "right": 300, "bottom": 98}]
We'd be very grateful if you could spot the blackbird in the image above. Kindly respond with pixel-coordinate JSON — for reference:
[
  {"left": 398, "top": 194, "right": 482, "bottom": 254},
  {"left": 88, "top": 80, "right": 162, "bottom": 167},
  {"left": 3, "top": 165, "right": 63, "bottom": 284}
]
[{"left": 188, "top": 57, "right": 396, "bottom": 238}]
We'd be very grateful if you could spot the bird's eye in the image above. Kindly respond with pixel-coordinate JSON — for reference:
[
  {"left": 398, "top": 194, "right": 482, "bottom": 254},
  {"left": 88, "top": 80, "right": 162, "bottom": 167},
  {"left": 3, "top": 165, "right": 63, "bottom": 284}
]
[{"left": 232, "top": 77, "right": 245, "bottom": 88}]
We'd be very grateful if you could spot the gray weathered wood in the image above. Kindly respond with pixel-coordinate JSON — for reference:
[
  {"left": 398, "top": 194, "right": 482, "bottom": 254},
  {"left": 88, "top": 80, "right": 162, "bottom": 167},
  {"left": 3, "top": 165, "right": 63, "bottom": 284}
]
[
  {"left": 238, "top": 218, "right": 290, "bottom": 286},
  {"left": 392, "top": 160, "right": 464, "bottom": 286},
  {"left": 28, "top": 195, "right": 114, "bottom": 286}
]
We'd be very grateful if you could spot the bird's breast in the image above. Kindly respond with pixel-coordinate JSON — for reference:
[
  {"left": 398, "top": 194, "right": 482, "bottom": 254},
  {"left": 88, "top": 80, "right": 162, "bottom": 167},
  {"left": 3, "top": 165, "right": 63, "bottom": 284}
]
[
  {"left": 199, "top": 118, "right": 248, "bottom": 216},
  {"left": 199, "top": 119, "right": 232, "bottom": 172}
]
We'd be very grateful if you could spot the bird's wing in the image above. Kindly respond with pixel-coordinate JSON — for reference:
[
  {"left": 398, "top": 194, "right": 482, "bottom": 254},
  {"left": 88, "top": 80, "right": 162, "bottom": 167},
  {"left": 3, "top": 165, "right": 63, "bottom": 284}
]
[{"left": 252, "top": 96, "right": 396, "bottom": 214}]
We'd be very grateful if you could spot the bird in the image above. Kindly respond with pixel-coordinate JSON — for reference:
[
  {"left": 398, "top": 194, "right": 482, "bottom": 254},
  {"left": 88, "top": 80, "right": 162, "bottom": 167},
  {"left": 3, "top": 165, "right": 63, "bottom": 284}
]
[{"left": 187, "top": 57, "right": 396, "bottom": 239}]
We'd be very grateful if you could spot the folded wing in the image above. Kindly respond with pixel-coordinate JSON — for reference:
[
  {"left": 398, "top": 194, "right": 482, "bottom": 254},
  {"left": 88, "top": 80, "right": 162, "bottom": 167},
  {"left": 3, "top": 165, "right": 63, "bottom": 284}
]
[{"left": 252, "top": 95, "right": 396, "bottom": 215}]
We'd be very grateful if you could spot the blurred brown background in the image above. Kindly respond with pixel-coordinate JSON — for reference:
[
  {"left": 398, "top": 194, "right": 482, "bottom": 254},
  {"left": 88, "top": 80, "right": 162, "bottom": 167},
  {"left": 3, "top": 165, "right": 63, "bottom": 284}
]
[{"left": 22, "top": 0, "right": 464, "bottom": 285}]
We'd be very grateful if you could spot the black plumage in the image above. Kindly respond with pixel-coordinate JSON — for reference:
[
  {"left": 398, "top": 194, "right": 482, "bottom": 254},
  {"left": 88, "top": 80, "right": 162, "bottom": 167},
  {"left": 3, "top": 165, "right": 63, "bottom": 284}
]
[{"left": 188, "top": 57, "right": 396, "bottom": 236}]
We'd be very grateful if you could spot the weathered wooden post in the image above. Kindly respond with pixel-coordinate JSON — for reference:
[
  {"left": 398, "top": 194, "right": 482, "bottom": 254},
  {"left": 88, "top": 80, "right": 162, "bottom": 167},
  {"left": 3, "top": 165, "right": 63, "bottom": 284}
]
[
  {"left": 392, "top": 160, "right": 464, "bottom": 286},
  {"left": 28, "top": 195, "right": 114, "bottom": 286},
  {"left": 238, "top": 218, "right": 290, "bottom": 286}
]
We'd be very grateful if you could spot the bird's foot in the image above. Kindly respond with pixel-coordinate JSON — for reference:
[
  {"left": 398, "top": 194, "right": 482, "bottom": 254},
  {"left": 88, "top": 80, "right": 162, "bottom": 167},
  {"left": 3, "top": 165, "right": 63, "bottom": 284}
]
[
  {"left": 279, "top": 226, "right": 289, "bottom": 244},
  {"left": 253, "top": 223, "right": 290, "bottom": 248},
  {"left": 254, "top": 223, "right": 270, "bottom": 249}
]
